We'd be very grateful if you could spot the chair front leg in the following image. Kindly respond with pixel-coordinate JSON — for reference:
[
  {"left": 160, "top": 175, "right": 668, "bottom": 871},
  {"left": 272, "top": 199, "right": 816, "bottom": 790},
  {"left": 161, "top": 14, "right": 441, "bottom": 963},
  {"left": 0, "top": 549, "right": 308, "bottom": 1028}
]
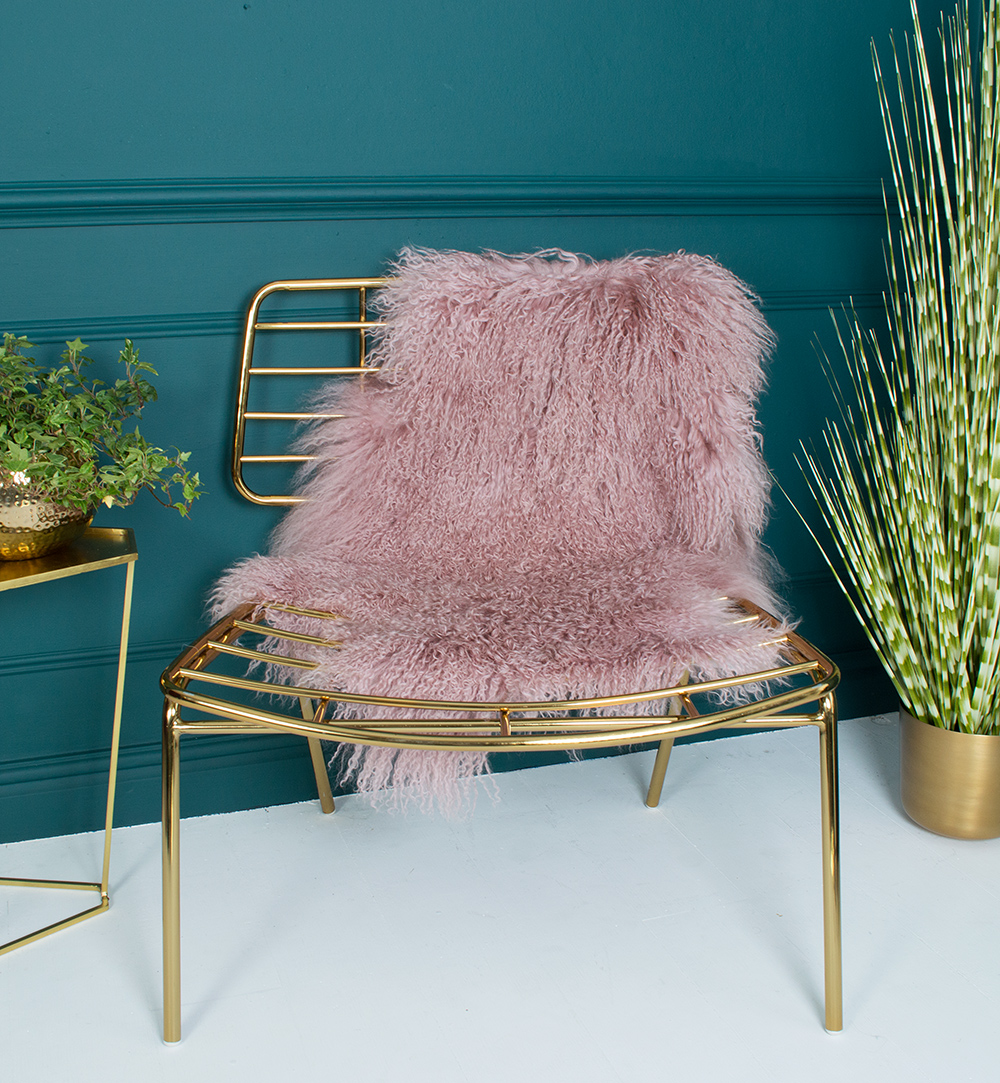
[
  {"left": 818, "top": 693, "right": 842, "bottom": 1032},
  {"left": 162, "top": 700, "right": 182, "bottom": 1043}
]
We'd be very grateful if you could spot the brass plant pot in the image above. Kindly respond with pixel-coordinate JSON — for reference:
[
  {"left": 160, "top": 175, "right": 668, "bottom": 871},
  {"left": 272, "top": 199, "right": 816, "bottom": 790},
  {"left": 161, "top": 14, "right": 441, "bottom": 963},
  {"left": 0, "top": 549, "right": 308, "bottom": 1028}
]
[
  {"left": 900, "top": 709, "right": 1000, "bottom": 839},
  {"left": 0, "top": 474, "right": 93, "bottom": 561}
]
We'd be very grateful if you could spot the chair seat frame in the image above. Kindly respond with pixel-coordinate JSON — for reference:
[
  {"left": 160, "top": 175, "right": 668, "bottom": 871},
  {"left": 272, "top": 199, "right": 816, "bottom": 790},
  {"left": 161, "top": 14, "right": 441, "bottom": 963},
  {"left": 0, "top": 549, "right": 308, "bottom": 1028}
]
[{"left": 160, "top": 278, "right": 843, "bottom": 1042}]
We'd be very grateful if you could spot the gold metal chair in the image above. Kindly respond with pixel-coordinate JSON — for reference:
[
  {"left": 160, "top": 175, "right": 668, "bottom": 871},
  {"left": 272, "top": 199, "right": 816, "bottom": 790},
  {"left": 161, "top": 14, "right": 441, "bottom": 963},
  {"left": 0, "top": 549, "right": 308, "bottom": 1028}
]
[{"left": 160, "top": 278, "right": 842, "bottom": 1042}]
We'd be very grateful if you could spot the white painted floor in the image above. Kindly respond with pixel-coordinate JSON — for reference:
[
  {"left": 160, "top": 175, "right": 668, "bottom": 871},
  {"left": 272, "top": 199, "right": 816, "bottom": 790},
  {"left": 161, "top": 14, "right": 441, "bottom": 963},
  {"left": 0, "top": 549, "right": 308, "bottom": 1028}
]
[{"left": 1, "top": 714, "right": 997, "bottom": 1082}]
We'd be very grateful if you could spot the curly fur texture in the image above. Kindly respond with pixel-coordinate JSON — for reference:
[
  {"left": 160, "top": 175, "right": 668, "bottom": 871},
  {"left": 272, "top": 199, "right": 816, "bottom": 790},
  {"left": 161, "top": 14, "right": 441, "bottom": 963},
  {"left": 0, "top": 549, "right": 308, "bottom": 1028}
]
[{"left": 212, "top": 248, "right": 787, "bottom": 811}]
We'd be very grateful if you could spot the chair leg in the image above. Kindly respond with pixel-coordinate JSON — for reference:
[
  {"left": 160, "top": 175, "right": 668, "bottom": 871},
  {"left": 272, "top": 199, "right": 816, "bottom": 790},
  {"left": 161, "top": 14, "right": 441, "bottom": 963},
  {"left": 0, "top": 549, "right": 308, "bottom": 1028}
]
[
  {"left": 645, "top": 738, "right": 675, "bottom": 808},
  {"left": 162, "top": 701, "right": 182, "bottom": 1043},
  {"left": 818, "top": 693, "right": 843, "bottom": 1032},
  {"left": 299, "top": 698, "right": 335, "bottom": 813}
]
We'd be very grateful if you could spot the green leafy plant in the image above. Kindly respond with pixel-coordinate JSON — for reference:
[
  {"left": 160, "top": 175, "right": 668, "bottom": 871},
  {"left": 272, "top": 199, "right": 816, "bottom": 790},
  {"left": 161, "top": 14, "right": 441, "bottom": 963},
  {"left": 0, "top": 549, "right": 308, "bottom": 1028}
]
[
  {"left": 799, "top": 0, "right": 1000, "bottom": 734},
  {"left": 0, "top": 333, "right": 202, "bottom": 515}
]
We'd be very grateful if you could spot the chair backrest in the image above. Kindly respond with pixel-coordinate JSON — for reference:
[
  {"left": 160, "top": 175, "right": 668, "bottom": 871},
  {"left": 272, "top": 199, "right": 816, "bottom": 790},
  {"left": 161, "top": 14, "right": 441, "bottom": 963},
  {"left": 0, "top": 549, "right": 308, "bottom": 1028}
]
[
  {"left": 232, "top": 278, "right": 387, "bottom": 506},
  {"left": 231, "top": 251, "right": 774, "bottom": 581}
]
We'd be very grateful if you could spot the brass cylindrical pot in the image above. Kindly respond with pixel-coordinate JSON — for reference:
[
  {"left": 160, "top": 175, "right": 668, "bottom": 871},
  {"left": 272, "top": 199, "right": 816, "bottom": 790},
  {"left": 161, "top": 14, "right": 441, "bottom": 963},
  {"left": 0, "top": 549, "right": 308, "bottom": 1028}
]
[{"left": 900, "top": 709, "right": 1000, "bottom": 839}]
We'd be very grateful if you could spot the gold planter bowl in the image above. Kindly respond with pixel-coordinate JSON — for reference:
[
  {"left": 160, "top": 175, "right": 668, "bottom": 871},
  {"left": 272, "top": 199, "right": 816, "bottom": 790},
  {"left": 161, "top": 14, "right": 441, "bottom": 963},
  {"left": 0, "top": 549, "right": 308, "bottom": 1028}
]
[
  {"left": 900, "top": 709, "right": 1000, "bottom": 840},
  {"left": 0, "top": 474, "right": 93, "bottom": 561}
]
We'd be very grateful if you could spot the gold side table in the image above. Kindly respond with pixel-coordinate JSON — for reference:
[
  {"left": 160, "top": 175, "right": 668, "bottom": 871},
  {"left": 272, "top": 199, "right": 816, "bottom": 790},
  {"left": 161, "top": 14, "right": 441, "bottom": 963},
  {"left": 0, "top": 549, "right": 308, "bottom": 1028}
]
[{"left": 0, "top": 527, "right": 137, "bottom": 954}]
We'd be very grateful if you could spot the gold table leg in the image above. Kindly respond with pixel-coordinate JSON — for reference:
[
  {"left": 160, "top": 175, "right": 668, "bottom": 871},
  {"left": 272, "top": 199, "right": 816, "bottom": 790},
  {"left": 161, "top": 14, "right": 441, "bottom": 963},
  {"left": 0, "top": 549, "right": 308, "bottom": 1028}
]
[{"left": 0, "top": 559, "right": 135, "bottom": 956}]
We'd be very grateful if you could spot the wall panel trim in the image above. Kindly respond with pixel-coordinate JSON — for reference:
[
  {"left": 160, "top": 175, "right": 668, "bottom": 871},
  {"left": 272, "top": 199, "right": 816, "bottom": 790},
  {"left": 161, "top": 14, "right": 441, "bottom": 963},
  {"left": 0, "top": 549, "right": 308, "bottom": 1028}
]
[
  {"left": 13, "top": 292, "right": 888, "bottom": 346},
  {"left": 0, "top": 733, "right": 307, "bottom": 791},
  {"left": 0, "top": 175, "right": 886, "bottom": 228},
  {"left": 0, "top": 639, "right": 186, "bottom": 679}
]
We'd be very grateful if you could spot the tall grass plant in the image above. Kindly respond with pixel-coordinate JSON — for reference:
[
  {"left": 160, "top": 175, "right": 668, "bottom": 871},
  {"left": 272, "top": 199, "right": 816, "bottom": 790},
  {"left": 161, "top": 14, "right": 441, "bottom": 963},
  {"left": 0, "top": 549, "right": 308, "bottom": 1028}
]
[{"left": 800, "top": 0, "right": 1000, "bottom": 734}]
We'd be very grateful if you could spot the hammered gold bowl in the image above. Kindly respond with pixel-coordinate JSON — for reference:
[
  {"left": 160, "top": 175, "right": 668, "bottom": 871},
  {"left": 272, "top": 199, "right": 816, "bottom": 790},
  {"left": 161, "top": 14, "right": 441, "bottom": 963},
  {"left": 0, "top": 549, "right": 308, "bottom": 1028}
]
[{"left": 0, "top": 474, "right": 93, "bottom": 561}]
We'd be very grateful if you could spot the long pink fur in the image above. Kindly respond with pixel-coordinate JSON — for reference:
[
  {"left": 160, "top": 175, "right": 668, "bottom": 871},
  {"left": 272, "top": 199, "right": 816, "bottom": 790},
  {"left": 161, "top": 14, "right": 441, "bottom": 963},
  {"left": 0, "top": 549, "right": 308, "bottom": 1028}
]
[{"left": 212, "top": 248, "right": 787, "bottom": 811}]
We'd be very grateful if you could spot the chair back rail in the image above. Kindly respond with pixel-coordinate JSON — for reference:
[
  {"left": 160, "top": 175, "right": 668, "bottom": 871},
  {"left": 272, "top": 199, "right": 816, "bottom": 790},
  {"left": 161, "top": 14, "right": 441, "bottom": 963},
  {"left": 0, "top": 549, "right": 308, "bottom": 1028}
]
[{"left": 232, "top": 278, "right": 388, "bottom": 505}]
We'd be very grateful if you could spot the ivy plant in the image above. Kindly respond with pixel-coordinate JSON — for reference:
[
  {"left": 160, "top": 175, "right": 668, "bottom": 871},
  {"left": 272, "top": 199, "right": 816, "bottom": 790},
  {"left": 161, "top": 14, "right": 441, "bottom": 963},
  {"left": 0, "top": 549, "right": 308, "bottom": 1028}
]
[{"left": 0, "top": 334, "right": 202, "bottom": 515}]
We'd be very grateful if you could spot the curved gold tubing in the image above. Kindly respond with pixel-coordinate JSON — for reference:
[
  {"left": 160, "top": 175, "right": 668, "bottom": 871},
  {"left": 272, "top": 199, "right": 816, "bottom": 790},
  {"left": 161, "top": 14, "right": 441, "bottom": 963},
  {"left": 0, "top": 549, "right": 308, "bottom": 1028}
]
[
  {"left": 164, "top": 604, "right": 835, "bottom": 713},
  {"left": 165, "top": 695, "right": 832, "bottom": 751},
  {"left": 169, "top": 657, "right": 825, "bottom": 715},
  {"left": 230, "top": 619, "right": 343, "bottom": 647},
  {"left": 159, "top": 597, "right": 840, "bottom": 754},
  {"left": 166, "top": 704, "right": 823, "bottom": 740},
  {"left": 255, "top": 601, "right": 344, "bottom": 619},
  {"left": 232, "top": 278, "right": 389, "bottom": 506}
]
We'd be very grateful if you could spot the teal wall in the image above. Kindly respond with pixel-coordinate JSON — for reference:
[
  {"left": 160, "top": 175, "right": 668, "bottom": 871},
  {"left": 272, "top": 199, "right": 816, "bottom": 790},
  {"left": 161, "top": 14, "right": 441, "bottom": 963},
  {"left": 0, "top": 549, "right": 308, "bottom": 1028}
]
[{"left": 1, "top": 0, "right": 926, "bottom": 841}]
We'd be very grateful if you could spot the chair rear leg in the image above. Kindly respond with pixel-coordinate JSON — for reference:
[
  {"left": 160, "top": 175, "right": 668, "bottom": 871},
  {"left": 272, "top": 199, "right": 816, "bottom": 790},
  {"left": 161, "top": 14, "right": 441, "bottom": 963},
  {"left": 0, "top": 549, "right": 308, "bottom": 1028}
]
[
  {"left": 645, "top": 738, "right": 675, "bottom": 807},
  {"left": 818, "top": 692, "right": 843, "bottom": 1032},
  {"left": 646, "top": 688, "right": 690, "bottom": 807},
  {"left": 306, "top": 739, "right": 336, "bottom": 813},
  {"left": 300, "top": 698, "right": 335, "bottom": 813},
  {"left": 162, "top": 701, "right": 182, "bottom": 1043}
]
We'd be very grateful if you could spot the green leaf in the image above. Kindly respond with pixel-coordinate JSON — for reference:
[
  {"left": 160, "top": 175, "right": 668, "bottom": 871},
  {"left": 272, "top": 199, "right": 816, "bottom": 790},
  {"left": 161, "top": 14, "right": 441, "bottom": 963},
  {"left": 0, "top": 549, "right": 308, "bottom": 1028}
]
[{"left": 0, "top": 332, "right": 203, "bottom": 516}]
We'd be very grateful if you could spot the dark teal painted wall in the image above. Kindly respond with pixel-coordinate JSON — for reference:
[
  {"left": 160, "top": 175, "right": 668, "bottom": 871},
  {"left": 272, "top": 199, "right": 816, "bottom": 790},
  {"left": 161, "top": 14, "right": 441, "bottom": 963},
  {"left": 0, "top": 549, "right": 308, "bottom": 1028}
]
[
  {"left": 2, "top": 0, "right": 929, "bottom": 841},
  {"left": 3, "top": 1, "right": 905, "bottom": 179}
]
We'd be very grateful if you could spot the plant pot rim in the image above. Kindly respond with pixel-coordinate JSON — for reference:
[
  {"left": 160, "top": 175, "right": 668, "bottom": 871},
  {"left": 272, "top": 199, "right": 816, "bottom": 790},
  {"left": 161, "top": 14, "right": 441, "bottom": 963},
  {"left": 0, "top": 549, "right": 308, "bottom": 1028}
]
[{"left": 899, "top": 706, "right": 1000, "bottom": 740}]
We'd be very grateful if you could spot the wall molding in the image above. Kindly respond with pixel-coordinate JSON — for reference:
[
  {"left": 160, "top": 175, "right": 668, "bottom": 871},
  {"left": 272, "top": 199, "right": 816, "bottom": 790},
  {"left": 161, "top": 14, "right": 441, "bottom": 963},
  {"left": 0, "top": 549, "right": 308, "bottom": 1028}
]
[
  {"left": 13, "top": 312, "right": 245, "bottom": 344},
  {"left": 0, "top": 732, "right": 308, "bottom": 792},
  {"left": 14, "top": 292, "right": 888, "bottom": 346},
  {"left": 763, "top": 289, "right": 885, "bottom": 313},
  {"left": 0, "top": 175, "right": 887, "bottom": 229},
  {"left": 0, "top": 639, "right": 186, "bottom": 679}
]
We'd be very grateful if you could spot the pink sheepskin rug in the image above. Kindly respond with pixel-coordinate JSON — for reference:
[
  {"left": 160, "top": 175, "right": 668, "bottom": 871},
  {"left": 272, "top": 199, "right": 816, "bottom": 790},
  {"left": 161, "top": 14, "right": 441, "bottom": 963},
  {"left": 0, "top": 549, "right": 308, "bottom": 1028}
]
[{"left": 211, "top": 247, "right": 789, "bottom": 811}]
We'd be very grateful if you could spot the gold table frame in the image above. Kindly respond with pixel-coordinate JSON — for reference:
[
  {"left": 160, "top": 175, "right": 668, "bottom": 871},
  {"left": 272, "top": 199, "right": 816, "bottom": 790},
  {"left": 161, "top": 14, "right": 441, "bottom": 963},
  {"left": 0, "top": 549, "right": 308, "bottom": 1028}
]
[{"left": 1, "top": 527, "right": 137, "bottom": 954}]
